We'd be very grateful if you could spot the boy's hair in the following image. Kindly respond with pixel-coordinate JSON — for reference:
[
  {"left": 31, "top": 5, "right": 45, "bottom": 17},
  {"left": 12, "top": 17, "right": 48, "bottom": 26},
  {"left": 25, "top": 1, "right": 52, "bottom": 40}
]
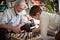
[{"left": 29, "top": 5, "right": 42, "bottom": 16}]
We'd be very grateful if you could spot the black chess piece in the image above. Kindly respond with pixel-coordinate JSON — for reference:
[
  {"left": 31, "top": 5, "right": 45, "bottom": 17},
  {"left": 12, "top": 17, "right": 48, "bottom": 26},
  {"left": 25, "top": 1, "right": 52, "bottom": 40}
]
[
  {"left": 20, "top": 23, "right": 31, "bottom": 32},
  {"left": 20, "top": 19, "right": 35, "bottom": 32}
]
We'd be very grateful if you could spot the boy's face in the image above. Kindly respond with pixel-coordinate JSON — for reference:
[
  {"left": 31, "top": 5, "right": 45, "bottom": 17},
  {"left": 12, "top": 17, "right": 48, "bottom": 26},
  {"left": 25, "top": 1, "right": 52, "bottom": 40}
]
[
  {"left": 36, "top": 12, "right": 40, "bottom": 20},
  {"left": 33, "top": 12, "right": 40, "bottom": 20}
]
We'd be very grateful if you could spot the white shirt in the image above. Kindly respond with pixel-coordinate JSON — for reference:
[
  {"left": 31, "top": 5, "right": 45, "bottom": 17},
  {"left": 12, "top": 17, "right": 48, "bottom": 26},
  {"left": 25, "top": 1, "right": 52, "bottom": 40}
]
[
  {"left": 40, "top": 11, "right": 60, "bottom": 40},
  {"left": 22, "top": 15, "right": 40, "bottom": 28},
  {"left": 0, "top": 8, "right": 27, "bottom": 26}
]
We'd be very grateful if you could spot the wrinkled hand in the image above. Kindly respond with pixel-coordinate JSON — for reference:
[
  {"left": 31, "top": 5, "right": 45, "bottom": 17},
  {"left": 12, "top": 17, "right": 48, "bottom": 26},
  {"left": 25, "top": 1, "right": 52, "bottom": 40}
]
[
  {"left": 12, "top": 26, "right": 21, "bottom": 33},
  {"left": 12, "top": 22, "right": 25, "bottom": 33}
]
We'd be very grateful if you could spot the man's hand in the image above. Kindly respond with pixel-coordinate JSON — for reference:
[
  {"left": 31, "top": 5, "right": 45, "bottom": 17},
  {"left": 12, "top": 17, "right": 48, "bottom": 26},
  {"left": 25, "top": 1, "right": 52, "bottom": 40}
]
[
  {"left": 12, "top": 27, "right": 21, "bottom": 33},
  {"left": 12, "top": 22, "right": 25, "bottom": 33}
]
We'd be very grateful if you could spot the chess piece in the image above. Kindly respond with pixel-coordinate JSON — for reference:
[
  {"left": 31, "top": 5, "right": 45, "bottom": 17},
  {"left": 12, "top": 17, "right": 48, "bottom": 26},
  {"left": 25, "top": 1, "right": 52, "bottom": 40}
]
[{"left": 20, "top": 19, "right": 35, "bottom": 32}]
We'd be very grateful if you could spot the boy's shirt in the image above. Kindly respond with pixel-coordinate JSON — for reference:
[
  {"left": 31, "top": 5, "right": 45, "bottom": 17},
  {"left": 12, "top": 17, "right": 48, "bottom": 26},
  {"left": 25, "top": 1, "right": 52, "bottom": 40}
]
[{"left": 40, "top": 11, "right": 60, "bottom": 40}]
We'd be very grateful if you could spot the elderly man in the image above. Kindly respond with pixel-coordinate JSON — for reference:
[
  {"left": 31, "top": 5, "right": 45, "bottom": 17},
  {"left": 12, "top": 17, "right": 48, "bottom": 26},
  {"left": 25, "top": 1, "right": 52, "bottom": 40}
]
[{"left": 0, "top": 0, "right": 27, "bottom": 40}]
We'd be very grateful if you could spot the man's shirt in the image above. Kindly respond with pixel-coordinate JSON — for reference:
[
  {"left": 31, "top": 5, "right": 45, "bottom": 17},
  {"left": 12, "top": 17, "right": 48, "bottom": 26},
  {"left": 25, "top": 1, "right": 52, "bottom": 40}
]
[{"left": 0, "top": 8, "right": 27, "bottom": 26}]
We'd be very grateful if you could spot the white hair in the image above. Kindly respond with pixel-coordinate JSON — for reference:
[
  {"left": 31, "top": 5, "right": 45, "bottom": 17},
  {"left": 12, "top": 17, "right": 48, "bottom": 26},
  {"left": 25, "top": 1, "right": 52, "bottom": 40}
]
[{"left": 15, "top": 0, "right": 26, "bottom": 6}]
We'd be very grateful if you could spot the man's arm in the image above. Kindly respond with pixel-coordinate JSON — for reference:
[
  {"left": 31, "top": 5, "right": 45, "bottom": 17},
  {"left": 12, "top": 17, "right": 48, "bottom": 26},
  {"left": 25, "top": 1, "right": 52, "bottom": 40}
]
[
  {"left": 40, "top": 12, "right": 50, "bottom": 40},
  {"left": 0, "top": 24, "right": 21, "bottom": 33},
  {"left": 0, "top": 24, "right": 14, "bottom": 30},
  {"left": 0, "top": 10, "right": 21, "bottom": 33}
]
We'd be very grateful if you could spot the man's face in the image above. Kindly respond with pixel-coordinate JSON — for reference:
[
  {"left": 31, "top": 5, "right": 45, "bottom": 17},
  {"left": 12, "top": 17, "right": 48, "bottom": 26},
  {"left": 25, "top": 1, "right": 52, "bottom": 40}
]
[{"left": 16, "top": 5, "right": 25, "bottom": 12}]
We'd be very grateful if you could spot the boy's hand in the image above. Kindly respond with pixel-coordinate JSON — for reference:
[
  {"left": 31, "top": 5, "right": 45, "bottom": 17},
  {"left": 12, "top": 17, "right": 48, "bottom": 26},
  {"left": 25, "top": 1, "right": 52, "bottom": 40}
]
[{"left": 32, "top": 28, "right": 40, "bottom": 33}]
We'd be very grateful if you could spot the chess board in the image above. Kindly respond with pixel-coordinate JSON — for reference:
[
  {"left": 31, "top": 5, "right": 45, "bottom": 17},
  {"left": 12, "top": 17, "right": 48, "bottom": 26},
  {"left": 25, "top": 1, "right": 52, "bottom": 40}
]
[{"left": 10, "top": 32, "right": 39, "bottom": 40}]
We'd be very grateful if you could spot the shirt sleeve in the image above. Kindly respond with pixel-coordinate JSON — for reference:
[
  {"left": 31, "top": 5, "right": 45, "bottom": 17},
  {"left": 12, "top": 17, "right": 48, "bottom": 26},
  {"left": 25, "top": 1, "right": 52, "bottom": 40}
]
[
  {"left": 20, "top": 14, "right": 28, "bottom": 23},
  {"left": 40, "top": 12, "right": 50, "bottom": 40},
  {"left": 0, "top": 9, "right": 11, "bottom": 24}
]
